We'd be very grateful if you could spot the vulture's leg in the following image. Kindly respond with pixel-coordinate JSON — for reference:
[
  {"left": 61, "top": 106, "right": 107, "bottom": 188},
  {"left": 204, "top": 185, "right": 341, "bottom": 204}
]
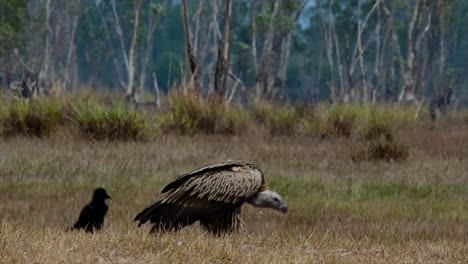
[{"left": 200, "top": 208, "right": 241, "bottom": 235}]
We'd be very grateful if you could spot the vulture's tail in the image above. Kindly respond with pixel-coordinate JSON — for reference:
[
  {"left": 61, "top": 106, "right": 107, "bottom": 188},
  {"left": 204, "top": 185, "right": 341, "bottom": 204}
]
[{"left": 134, "top": 201, "right": 162, "bottom": 227}]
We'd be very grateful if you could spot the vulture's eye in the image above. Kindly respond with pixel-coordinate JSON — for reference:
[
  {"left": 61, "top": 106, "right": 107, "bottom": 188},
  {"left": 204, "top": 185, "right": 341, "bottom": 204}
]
[{"left": 273, "top": 197, "right": 279, "bottom": 202}]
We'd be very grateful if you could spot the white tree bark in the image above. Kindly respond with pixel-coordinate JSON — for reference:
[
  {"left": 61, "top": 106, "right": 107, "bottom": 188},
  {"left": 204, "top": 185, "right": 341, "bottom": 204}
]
[
  {"left": 126, "top": 0, "right": 143, "bottom": 101},
  {"left": 255, "top": 0, "right": 279, "bottom": 98},
  {"left": 214, "top": 0, "right": 232, "bottom": 97},
  {"left": 39, "top": 0, "right": 52, "bottom": 95},
  {"left": 251, "top": 0, "right": 258, "bottom": 75},
  {"left": 97, "top": 2, "right": 126, "bottom": 89},
  {"left": 64, "top": 11, "right": 80, "bottom": 91},
  {"left": 138, "top": 1, "right": 158, "bottom": 102},
  {"left": 181, "top": 0, "right": 199, "bottom": 90},
  {"left": 152, "top": 72, "right": 161, "bottom": 109},
  {"left": 110, "top": 0, "right": 130, "bottom": 76},
  {"left": 192, "top": 1, "right": 204, "bottom": 56},
  {"left": 318, "top": 0, "right": 336, "bottom": 100}
]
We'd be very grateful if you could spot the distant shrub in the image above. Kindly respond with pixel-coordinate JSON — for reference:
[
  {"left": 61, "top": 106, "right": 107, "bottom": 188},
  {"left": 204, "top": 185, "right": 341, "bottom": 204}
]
[
  {"left": 459, "top": 110, "right": 468, "bottom": 124},
  {"left": 363, "top": 123, "right": 394, "bottom": 141},
  {"left": 163, "top": 90, "right": 250, "bottom": 134},
  {"left": 352, "top": 135, "right": 409, "bottom": 163},
  {"left": 0, "top": 94, "right": 6, "bottom": 120},
  {"left": 317, "top": 104, "right": 358, "bottom": 138},
  {"left": 251, "top": 100, "right": 299, "bottom": 135},
  {"left": 72, "top": 100, "right": 148, "bottom": 141},
  {"left": 166, "top": 90, "right": 217, "bottom": 133},
  {"left": 364, "top": 104, "right": 419, "bottom": 132},
  {"left": 367, "top": 138, "right": 409, "bottom": 162},
  {"left": 1, "top": 98, "right": 62, "bottom": 137},
  {"left": 316, "top": 104, "right": 422, "bottom": 139}
]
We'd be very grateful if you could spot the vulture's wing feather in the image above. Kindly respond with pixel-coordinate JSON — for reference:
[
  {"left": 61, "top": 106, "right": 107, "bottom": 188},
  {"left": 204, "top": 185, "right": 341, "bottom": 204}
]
[
  {"left": 134, "top": 200, "right": 233, "bottom": 226},
  {"left": 161, "top": 160, "right": 255, "bottom": 193},
  {"left": 161, "top": 161, "right": 264, "bottom": 206}
]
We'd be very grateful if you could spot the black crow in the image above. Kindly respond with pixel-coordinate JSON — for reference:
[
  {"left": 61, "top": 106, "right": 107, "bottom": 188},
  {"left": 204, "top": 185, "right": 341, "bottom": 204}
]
[{"left": 70, "top": 188, "right": 111, "bottom": 233}]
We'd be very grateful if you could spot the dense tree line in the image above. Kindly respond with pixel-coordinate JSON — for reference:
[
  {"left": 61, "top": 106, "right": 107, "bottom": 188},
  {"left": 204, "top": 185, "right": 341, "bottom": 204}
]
[{"left": 0, "top": 0, "right": 467, "bottom": 106}]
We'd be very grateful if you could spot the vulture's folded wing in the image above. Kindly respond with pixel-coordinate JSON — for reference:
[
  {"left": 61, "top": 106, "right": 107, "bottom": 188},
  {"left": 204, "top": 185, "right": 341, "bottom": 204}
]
[{"left": 161, "top": 161, "right": 264, "bottom": 207}]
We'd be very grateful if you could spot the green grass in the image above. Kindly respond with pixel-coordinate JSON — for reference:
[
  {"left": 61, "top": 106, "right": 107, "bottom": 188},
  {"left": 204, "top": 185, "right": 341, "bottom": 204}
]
[
  {"left": 1, "top": 97, "right": 62, "bottom": 137},
  {"left": 0, "top": 93, "right": 460, "bottom": 140},
  {"left": 315, "top": 103, "right": 423, "bottom": 138},
  {"left": 162, "top": 90, "right": 250, "bottom": 134},
  {"left": 251, "top": 100, "right": 299, "bottom": 135},
  {"left": 71, "top": 99, "right": 149, "bottom": 141}
]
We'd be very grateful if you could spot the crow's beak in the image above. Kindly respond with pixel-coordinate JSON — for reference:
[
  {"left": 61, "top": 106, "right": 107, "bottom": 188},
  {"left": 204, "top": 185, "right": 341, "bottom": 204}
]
[{"left": 106, "top": 194, "right": 111, "bottom": 200}]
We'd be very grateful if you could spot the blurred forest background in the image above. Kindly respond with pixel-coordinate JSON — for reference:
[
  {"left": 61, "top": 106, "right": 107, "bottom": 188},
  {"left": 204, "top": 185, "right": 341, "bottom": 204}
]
[{"left": 1, "top": 0, "right": 467, "bottom": 108}]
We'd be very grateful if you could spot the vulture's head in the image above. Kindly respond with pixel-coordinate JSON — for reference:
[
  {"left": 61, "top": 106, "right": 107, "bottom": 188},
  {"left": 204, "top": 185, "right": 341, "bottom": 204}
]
[{"left": 248, "top": 190, "right": 288, "bottom": 214}]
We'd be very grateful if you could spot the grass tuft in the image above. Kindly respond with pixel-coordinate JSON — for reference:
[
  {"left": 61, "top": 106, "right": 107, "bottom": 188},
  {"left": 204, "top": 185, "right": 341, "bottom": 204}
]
[
  {"left": 352, "top": 134, "right": 409, "bottom": 163},
  {"left": 316, "top": 104, "right": 422, "bottom": 139},
  {"left": 251, "top": 100, "right": 299, "bottom": 135},
  {"left": 1, "top": 97, "right": 62, "bottom": 137},
  {"left": 72, "top": 100, "right": 148, "bottom": 141},
  {"left": 318, "top": 104, "right": 358, "bottom": 138},
  {"left": 366, "top": 137, "right": 409, "bottom": 162},
  {"left": 163, "top": 90, "right": 250, "bottom": 134}
]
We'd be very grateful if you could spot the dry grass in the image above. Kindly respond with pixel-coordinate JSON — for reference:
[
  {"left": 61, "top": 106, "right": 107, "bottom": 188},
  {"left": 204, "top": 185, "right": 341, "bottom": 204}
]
[{"left": 1, "top": 125, "right": 468, "bottom": 263}]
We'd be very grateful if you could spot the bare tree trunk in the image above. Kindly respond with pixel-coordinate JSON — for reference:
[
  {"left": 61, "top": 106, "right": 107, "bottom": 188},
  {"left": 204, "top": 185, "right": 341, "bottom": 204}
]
[
  {"left": 412, "top": 2, "right": 431, "bottom": 97},
  {"left": 317, "top": 0, "right": 336, "bottom": 102},
  {"left": 276, "top": 32, "right": 292, "bottom": 100},
  {"left": 110, "top": 0, "right": 130, "bottom": 77},
  {"left": 205, "top": 0, "right": 221, "bottom": 93},
  {"left": 397, "top": 0, "right": 431, "bottom": 103},
  {"left": 64, "top": 11, "right": 79, "bottom": 91},
  {"left": 400, "top": 0, "right": 420, "bottom": 102},
  {"left": 192, "top": 0, "right": 204, "bottom": 56},
  {"left": 315, "top": 37, "right": 324, "bottom": 102},
  {"left": 331, "top": 16, "right": 345, "bottom": 100},
  {"left": 213, "top": 0, "right": 232, "bottom": 98},
  {"left": 346, "top": 0, "right": 380, "bottom": 102},
  {"left": 181, "top": 0, "right": 199, "bottom": 90},
  {"left": 255, "top": 0, "right": 279, "bottom": 99},
  {"left": 382, "top": 0, "right": 396, "bottom": 101},
  {"left": 138, "top": 1, "right": 158, "bottom": 102},
  {"left": 275, "top": 0, "right": 307, "bottom": 101},
  {"left": 372, "top": 3, "right": 381, "bottom": 102},
  {"left": 97, "top": 2, "right": 126, "bottom": 89},
  {"left": 39, "top": 0, "right": 52, "bottom": 96},
  {"left": 251, "top": 0, "right": 258, "bottom": 76},
  {"left": 152, "top": 72, "right": 161, "bottom": 109},
  {"left": 356, "top": 0, "right": 367, "bottom": 102},
  {"left": 437, "top": 0, "right": 447, "bottom": 94},
  {"left": 226, "top": 72, "right": 246, "bottom": 103},
  {"left": 126, "top": 0, "right": 143, "bottom": 103}
]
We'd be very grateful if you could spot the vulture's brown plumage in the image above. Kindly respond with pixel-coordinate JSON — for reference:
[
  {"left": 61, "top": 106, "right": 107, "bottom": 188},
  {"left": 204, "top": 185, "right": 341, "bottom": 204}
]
[{"left": 134, "top": 160, "right": 287, "bottom": 235}]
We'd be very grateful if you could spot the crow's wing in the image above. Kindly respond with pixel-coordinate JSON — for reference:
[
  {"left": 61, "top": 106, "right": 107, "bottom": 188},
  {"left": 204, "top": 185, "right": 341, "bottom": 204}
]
[{"left": 73, "top": 203, "right": 94, "bottom": 229}]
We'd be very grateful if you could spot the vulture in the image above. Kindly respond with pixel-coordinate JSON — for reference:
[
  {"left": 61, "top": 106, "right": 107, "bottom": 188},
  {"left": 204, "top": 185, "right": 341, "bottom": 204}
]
[
  {"left": 134, "top": 160, "right": 288, "bottom": 235},
  {"left": 70, "top": 188, "right": 111, "bottom": 233}
]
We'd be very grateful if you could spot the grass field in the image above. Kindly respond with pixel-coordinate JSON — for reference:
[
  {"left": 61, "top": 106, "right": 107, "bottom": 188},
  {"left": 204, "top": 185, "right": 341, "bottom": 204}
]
[{"left": 1, "top": 124, "right": 468, "bottom": 263}]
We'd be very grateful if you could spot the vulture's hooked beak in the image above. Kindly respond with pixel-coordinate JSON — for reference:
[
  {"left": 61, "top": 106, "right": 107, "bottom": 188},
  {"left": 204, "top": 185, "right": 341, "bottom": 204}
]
[{"left": 279, "top": 204, "right": 288, "bottom": 214}]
